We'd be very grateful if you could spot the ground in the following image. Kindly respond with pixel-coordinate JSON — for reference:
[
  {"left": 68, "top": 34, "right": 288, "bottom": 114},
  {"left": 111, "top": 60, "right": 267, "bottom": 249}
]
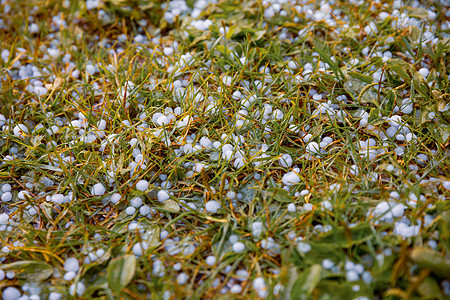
[{"left": 0, "top": 0, "right": 449, "bottom": 299}]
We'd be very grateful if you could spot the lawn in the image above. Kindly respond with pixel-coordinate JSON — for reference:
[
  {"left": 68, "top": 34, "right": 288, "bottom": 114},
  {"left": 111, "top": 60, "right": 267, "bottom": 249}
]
[{"left": 0, "top": 0, "right": 449, "bottom": 299}]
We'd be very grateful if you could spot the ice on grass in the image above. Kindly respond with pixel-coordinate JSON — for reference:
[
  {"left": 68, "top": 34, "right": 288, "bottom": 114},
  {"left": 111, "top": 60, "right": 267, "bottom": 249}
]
[
  {"left": 279, "top": 153, "right": 293, "bottom": 168},
  {"left": 2, "top": 287, "right": 21, "bottom": 300},
  {"left": 206, "top": 255, "right": 216, "bottom": 266},
  {"left": 136, "top": 180, "right": 149, "bottom": 192},
  {"left": 252, "top": 277, "right": 268, "bottom": 298},
  {"left": 157, "top": 190, "right": 170, "bottom": 202},
  {"left": 64, "top": 257, "right": 79, "bottom": 273},
  {"left": 282, "top": 171, "right": 300, "bottom": 186},
  {"left": 297, "top": 242, "right": 311, "bottom": 253},
  {"left": 91, "top": 183, "right": 105, "bottom": 196},
  {"left": 110, "top": 193, "right": 121, "bottom": 204},
  {"left": 130, "top": 197, "right": 143, "bottom": 208},
  {"left": 232, "top": 242, "right": 245, "bottom": 253},
  {"left": 69, "top": 282, "right": 86, "bottom": 297},
  {"left": 322, "top": 259, "right": 335, "bottom": 269},
  {"left": 205, "top": 200, "right": 221, "bottom": 213},
  {"left": 13, "top": 124, "right": 28, "bottom": 138},
  {"left": 64, "top": 271, "right": 76, "bottom": 281},
  {"left": 1, "top": 192, "right": 12, "bottom": 202},
  {"left": 287, "top": 203, "right": 296, "bottom": 212},
  {"left": 177, "top": 272, "right": 189, "bottom": 285},
  {"left": 132, "top": 242, "right": 149, "bottom": 256}
]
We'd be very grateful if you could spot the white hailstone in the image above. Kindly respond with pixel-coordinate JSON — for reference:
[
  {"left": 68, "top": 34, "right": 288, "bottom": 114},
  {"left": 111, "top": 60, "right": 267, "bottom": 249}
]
[
  {"left": 110, "top": 193, "right": 121, "bottom": 204},
  {"left": 13, "top": 124, "right": 28, "bottom": 138},
  {"left": 130, "top": 197, "right": 143, "bottom": 208},
  {"left": 354, "top": 264, "right": 364, "bottom": 274},
  {"left": 64, "top": 257, "right": 79, "bottom": 272},
  {"left": 48, "top": 292, "right": 62, "bottom": 300},
  {"left": 374, "top": 201, "right": 393, "bottom": 220},
  {"left": 288, "top": 60, "right": 297, "bottom": 70},
  {"left": 232, "top": 242, "right": 245, "bottom": 253},
  {"left": 273, "top": 109, "right": 284, "bottom": 120},
  {"left": 91, "top": 183, "right": 105, "bottom": 196},
  {"left": 34, "top": 86, "right": 48, "bottom": 96},
  {"left": 132, "top": 242, "right": 149, "bottom": 256},
  {"left": 297, "top": 242, "right": 311, "bottom": 253},
  {"left": 229, "top": 234, "right": 239, "bottom": 244},
  {"left": 69, "top": 282, "right": 86, "bottom": 296},
  {"left": 252, "top": 277, "right": 268, "bottom": 298},
  {"left": 206, "top": 255, "right": 216, "bottom": 266},
  {"left": 393, "top": 222, "right": 420, "bottom": 238},
  {"left": 443, "top": 181, "right": 450, "bottom": 190},
  {"left": 136, "top": 180, "right": 149, "bottom": 192},
  {"left": 205, "top": 200, "right": 221, "bottom": 213},
  {"left": 230, "top": 284, "right": 242, "bottom": 294},
  {"left": 2, "top": 184, "right": 11, "bottom": 192},
  {"left": 71, "top": 69, "right": 80, "bottom": 78},
  {"left": 0, "top": 114, "right": 6, "bottom": 127},
  {"left": 232, "top": 90, "right": 242, "bottom": 100},
  {"left": 156, "top": 115, "right": 170, "bottom": 126},
  {"left": 85, "top": 64, "right": 96, "bottom": 75},
  {"left": 161, "top": 180, "right": 172, "bottom": 189},
  {"left": 139, "top": 205, "right": 151, "bottom": 216},
  {"left": 304, "top": 203, "right": 313, "bottom": 211},
  {"left": 1, "top": 192, "right": 12, "bottom": 202},
  {"left": 416, "top": 154, "right": 428, "bottom": 165},
  {"left": 346, "top": 270, "right": 359, "bottom": 281},
  {"left": 64, "top": 271, "right": 76, "bottom": 281},
  {"left": 300, "top": 189, "right": 309, "bottom": 196},
  {"left": 306, "top": 142, "right": 320, "bottom": 155},
  {"left": 321, "top": 200, "right": 332, "bottom": 210},
  {"left": 362, "top": 271, "right": 373, "bottom": 284},
  {"left": 279, "top": 153, "right": 293, "bottom": 167},
  {"left": 194, "top": 162, "right": 206, "bottom": 172},
  {"left": 125, "top": 206, "right": 136, "bottom": 215},
  {"left": 287, "top": 203, "right": 296, "bottom": 212},
  {"left": 163, "top": 47, "right": 173, "bottom": 56},
  {"left": 344, "top": 261, "right": 356, "bottom": 272},
  {"left": 177, "top": 272, "right": 189, "bottom": 285},
  {"left": 322, "top": 259, "right": 335, "bottom": 269},
  {"left": 329, "top": 183, "right": 341, "bottom": 192},
  {"left": 0, "top": 269, "right": 4, "bottom": 280},
  {"left": 234, "top": 157, "right": 245, "bottom": 169},
  {"left": 199, "top": 137, "right": 212, "bottom": 148},
  {"left": 352, "top": 285, "right": 361, "bottom": 292},
  {"left": 157, "top": 190, "right": 170, "bottom": 202},
  {"left": 222, "top": 75, "right": 233, "bottom": 85},
  {"left": 392, "top": 204, "right": 406, "bottom": 217},
  {"left": 2, "top": 287, "right": 21, "bottom": 300},
  {"left": 418, "top": 68, "right": 429, "bottom": 78},
  {"left": 282, "top": 171, "right": 300, "bottom": 186},
  {"left": 173, "top": 263, "right": 182, "bottom": 271},
  {"left": 97, "top": 119, "right": 107, "bottom": 130}
]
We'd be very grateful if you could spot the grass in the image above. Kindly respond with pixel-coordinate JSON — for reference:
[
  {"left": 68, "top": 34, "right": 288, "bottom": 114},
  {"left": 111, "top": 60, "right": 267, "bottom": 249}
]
[{"left": 0, "top": 0, "right": 449, "bottom": 299}]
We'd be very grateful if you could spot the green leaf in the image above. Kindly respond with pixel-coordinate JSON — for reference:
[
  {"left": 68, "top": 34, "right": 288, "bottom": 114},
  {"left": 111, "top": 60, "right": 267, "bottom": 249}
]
[
  {"left": 163, "top": 199, "right": 180, "bottom": 212},
  {"left": 407, "top": 7, "right": 429, "bottom": 19},
  {"left": 1, "top": 261, "right": 53, "bottom": 282},
  {"left": 316, "top": 223, "right": 373, "bottom": 248},
  {"left": 316, "top": 280, "right": 372, "bottom": 299},
  {"left": 410, "top": 247, "right": 450, "bottom": 278},
  {"left": 254, "top": 30, "right": 266, "bottom": 41},
  {"left": 441, "top": 211, "right": 450, "bottom": 240},
  {"left": 314, "top": 46, "right": 344, "bottom": 82},
  {"left": 417, "top": 276, "right": 444, "bottom": 300},
  {"left": 291, "top": 264, "right": 322, "bottom": 299},
  {"left": 348, "top": 72, "right": 373, "bottom": 84},
  {"left": 265, "top": 187, "right": 294, "bottom": 203},
  {"left": 107, "top": 254, "right": 136, "bottom": 294}
]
